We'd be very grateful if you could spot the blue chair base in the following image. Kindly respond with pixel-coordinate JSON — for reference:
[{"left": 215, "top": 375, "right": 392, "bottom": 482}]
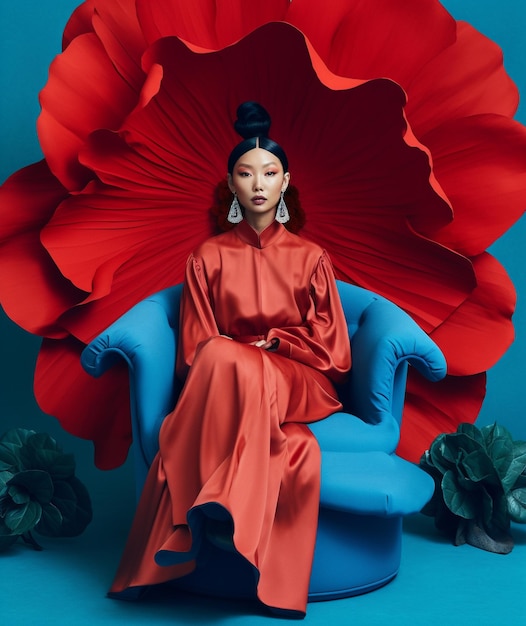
[
  {"left": 309, "top": 510, "right": 402, "bottom": 600},
  {"left": 168, "top": 511, "right": 402, "bottom": 602}
]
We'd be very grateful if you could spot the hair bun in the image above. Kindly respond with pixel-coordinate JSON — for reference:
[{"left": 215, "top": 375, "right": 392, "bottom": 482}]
[{"left": 234, "top": 101, "right": 271, "bottom": 139}]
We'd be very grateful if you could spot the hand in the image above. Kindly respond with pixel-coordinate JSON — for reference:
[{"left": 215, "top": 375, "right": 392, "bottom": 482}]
[
  {"left": 252, "top": 339, "right": 272, "bottom": 349},
  {"left": 251, "top": 338, "right": 280, "bottom": 351}
]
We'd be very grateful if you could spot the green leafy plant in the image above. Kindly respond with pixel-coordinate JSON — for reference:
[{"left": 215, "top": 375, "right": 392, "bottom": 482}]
[
  {"left": 419, "top": 422, "right": 526, "bottom": 554},
  {"left": 0, "top": 428, "right": 92, "bottom": 552}
]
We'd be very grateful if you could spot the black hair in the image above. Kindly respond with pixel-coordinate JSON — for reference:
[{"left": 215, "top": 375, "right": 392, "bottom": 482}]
[{"left": 227, "top": 102, "right": 289, "bottom": 174}]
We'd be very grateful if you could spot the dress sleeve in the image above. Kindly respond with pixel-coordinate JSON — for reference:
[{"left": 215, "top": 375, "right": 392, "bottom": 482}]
[
  {"left": 176, "top": 254, "right": 219, "bottom": 380},
  {"left": 267, "top": 251, "right": 351, "bottom": 383}
]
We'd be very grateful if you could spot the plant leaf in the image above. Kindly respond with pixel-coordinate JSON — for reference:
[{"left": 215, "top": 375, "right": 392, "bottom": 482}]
[
  {"left": 429, "top": 433, "right": 475, "bottom": 474},
  {"left": 60, "top": 477, "right": 92, "bottom": 537},
  {"left": 507, "top": 488, "right": 526, "bottom": 523},
  {"left": 432, "top": 433, "right": 484, "bottom": 477},
  {"left": 0, "top": 444, "right": 20, "bottom": 471},
  {"left": 5, "top": 501, "right": 42, "bottom": 534},
  {"left": 482, "top": 422, "right": 512, "bottom": 457},
  {"left": 482, "top": 422, "right": 513, "bottom": 446},
  {"left": 50, "top": 480, "right": 77, "bottom": 521},
  {"left": 503, "top": 441, "right": 526, "bottom": 492},
  {"left": 0, "top": 470, "right": 14, "bottom": 492},
  {"left": 428, "top": 434, "right": 451, "bottom": 474},
  {"left": 442, "top": 471, "right": 478, "bottom": 519},
  {"left": 460, "top": 450, "right": 500, "bottom": 485},
  {"left": 0, "top": 429, "right": 34, "bottom": 472},
  {"left": 21, "top": 531, "right": 43, "bottom": 551},
  {"left": 485, "top": 437, "right": 515, "bottom": 485},
  {"left": 20, "top": 433, "right": 75, "bottom": 480},
  {"left": 0, "top": 429, "right": 34, "bottom": 446},
  {"left": 0, "top": 459, "right": 13, "bottom": 472},
  {"left": 37, "top": 477, "right": 92, "bottom": 537},
  {"left": 457, "top": 423, "right": 485, "bottom": 446},
  {"left": 7, "top": 470, "right": 54, "bottom": 505},
  {"left": 36, "top": 503, "right": 63, "bottom": 536},
  {"left": 486, "top": 489, "right": 509, "bottom": 531},
  {"left": 480, "top": 485, "right": 494, "bottom": 528},
  {"left": 515, "top": 470, "right": 526, "bottom": 489},
  {"left": 7, "top": 484, "right": 30, "bottom": 505}
]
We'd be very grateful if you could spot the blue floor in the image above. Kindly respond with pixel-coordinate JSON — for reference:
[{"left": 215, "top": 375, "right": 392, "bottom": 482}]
[{"left": 3, "top": 451, "right": 525, "bottom": 626}]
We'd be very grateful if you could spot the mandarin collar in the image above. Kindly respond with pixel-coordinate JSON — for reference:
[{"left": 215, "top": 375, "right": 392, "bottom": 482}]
[{"left": 234, "top": 219, "right": 286, "bottom": 249}]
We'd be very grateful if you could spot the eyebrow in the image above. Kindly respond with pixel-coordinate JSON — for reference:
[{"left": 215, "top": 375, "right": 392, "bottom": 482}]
[{"left": 236, "top": 161, "right": 279, "bottom": 169}]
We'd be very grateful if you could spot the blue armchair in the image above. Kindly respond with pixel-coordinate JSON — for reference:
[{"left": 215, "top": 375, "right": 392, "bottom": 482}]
[{"left": 81, "top": 280, "right": 446, "bottom": 601}]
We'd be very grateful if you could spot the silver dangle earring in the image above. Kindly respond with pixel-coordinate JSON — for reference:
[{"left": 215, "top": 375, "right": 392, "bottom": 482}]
[
  {"left": 275, "top": 191, "right": 290, "bottom": 224},
  {"left": 227, "top": 193, "right": 243, "bottom": 224}
]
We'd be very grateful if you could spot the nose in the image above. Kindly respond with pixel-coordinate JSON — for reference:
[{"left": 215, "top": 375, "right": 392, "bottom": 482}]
[{"left": 253, "top": 174, "right": 264, "bottom": 191}]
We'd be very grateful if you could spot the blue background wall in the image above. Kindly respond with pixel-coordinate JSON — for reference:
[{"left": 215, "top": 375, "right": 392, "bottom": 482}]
[
  {"left": 1, "top": 4, "right": 525, "bottom": 626},
  {"left": 1, "top": 0, "right": 525, "bottom": 474}
]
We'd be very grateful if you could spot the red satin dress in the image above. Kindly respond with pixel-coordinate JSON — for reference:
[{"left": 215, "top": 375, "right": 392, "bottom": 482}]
[{"left": 109, "top": 219, "right": 351, "bottom": 616}]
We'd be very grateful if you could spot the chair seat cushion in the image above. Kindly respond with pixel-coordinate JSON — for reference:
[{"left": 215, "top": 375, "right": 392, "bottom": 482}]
[
  {"left": 308, "top": 411, "right": 400, "bottom": 454},
  {"left": 319, "top": 450, "right": 434, "bottom": 516}
]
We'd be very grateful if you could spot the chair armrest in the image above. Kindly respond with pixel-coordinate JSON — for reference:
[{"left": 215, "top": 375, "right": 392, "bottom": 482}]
[
  {"left": 81, "top": 289, "right": 181, "bottom": 471},
  {"left": 81, "top": 286, "right": 182, "bottom": 377},
  {"left": 342, "top": 297, "right": 447, "bottom": 426}
]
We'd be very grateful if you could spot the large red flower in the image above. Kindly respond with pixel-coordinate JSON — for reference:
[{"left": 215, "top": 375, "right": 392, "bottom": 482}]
[{"left": 0, "top": 0, "right": 524, "bottom": 468}]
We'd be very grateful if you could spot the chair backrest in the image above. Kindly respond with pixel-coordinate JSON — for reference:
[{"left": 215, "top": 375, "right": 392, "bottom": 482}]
[
  {"left": 336, "top": 280, "right": 381, "bottom": 339},
  {"left": 146, "top": 283, "right": 183, "bottom": 329}
]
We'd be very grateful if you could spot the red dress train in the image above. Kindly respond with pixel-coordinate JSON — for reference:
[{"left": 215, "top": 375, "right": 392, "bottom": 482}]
[{"left": 109, "top": 220, "right": 351, "bottom": 616}]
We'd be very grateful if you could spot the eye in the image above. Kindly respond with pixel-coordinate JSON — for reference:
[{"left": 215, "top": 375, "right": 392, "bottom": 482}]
[
  {"left": 238, "top": 171, "right": 251, "bottom": 177},
  {"left": 265, "top": 171, "right": 277, "bottom": 176}
]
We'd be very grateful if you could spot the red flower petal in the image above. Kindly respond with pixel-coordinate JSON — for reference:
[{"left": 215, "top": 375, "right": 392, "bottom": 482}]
[
  {"left": 399, "top": 371, "right": 486, "bottom": 463},
  {"left": 91, "top": 0, "right": 147, "bottom": 87},
  {"left": 0, "top": 162, "right": 84, "bottom": 337},
  {"left": 35, "top": 337, "right": 131, "bottom": 469},
  {"left": 62, "top": 0, "right": 97, "bottom": 47},
  {"left": 325, "top": 221, "right": 475, "bottom": 333},
  {"left": 42, "top": 186, "right": 196, "bottom": 342},
  {"left": 61, "top": 239, "right": 188, "bottom": 343},
  {"left": 422, "top": 115, "right": 526, "bottom": 256},
  {"left": 406, "top": 22, "right": 519, "bottom": 137},
  {"left": 430, "top": 253, "right": 516, "bottom": 376},
  {"left": 287, "top": 0, "right": 456, "bottom": 85},
  {"left": 38, "top": 30, "right": 143, "bottom": 190},
  {"left": 136, "top": 0, "right": 289, "bottom": 49},
  {"left": 38, "top": 0, "right": 145, "bottom": 190}
]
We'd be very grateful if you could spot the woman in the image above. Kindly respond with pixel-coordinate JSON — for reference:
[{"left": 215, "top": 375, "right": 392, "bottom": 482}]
[{"left": 109, "top": 102, "right": 351, "bottom": 618}]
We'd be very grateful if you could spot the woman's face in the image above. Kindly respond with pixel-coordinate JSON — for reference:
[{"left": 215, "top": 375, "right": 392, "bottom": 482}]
[{"left": 228, "top": 147, "right": 290, "bottom": 232}]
